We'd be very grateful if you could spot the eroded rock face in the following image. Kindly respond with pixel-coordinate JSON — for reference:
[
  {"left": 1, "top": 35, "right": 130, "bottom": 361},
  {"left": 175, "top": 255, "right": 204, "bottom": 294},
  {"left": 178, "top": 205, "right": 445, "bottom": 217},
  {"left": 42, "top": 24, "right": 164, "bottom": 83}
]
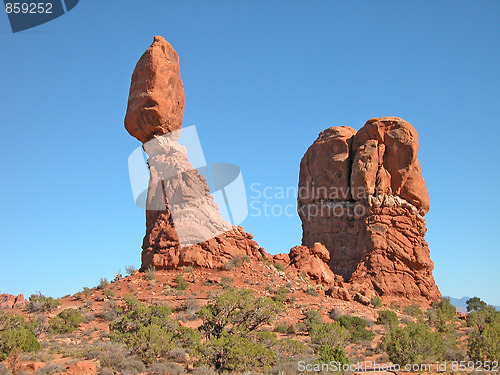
[
  {"left": 298, "top": 117, "right": 440, "bottom": 302},
  {"left": 0, "top": 293, "right": 25, "bottom": 309},
  {"left": 126, "top": 36, "right": 266, "bottom": 271},
  {"left": 289, "top": 242, "right": 336, "bottom": 284}
]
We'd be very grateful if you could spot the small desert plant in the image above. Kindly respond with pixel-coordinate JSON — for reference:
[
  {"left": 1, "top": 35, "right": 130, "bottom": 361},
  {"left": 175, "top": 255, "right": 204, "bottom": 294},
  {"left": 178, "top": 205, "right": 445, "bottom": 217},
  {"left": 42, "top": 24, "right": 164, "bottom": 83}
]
[
  {"left": 198, "top": 288, "right": 284, "bottom": 339},
  {"left": 274, "top": 322, "right": 297, "bottom": 334},
  {"left": 220, "top": 276, "right": 233, "bottom": 288},
  {"left": 403, "top": 304, "right": 422, "bottom": 317},
  {"left": 197, "top": 332, "right": 275, "bottom": 372},
  {"left": 191, "top": 367, "right": 217, "bottom": 375},
  {"left": 376, "top": 310, "right": 399, "bottom": 328},
  {"left": 272, "top": 338, "right": 309, "bottom": 356},
  {"left": 165, "top": 347, "right": 190, "bottom": 363},
  {"left": 125, "top": 265, "right": 137, "bottom": 275},
  {"left": 36, "top": 363, "right": 64, "bottom": 375},
  {"left": 318, "top": 343, "right": 350, "bottom": 365},
  {"left": 337, "top": 315, "right": 374, "bottom": 343},
  {"left": 97, "top": 301, "right": 118, "bottom": 321},
  {"left": 26, "top": 293, "right": 60, "bottom": 313},
  {"left": 148, "top": 361, "right": 185, "bottom": 375},
  {"left": 48, "top": 309, "right": 84, "bottom": 334},
  {"left": 305, "top": 285, "right": 318, "bottom": 296},
  {"left": 273, "top": 286, "right": 290, "bottom": 303},
  {"left": 273, "top": 263, "right": 285, "bottom": 272},
  {"left": 328, "top": 308, "right": 343, "bottom": 321},
  {"left": 308, "top": 321, "right": 349, "bottom": 350},
  {"left": 175, "top": 274, "right": 188, "bottom": 291},
  {"left": 370, "top": 296, "right": 382, "bottom": 308},
  {"left": 97, "top": 278, "right": 109, "bottom": 290},
  {"left": 0, "top": 363, "right": 11, "bottom": 375},
  {"left": 303, "top": 309, "right": 323, "bottom": 331},
  {"left": 86, "top": 342, "right": 145, "bottom": 374},
  {"left": 388, "top": 302, "right": 399, "bottom": 310},
  {"left": 103, "top": 288, "right": 115, "bottom": 299},
  {"left": 224, "top": 256, "right": 242, "bottom": 271},
  {"left": 144, "top": 266, "right": 156, "bottom": 281},
  {"left": 183, "top": 266, "right": 196, "bottom": 283}
]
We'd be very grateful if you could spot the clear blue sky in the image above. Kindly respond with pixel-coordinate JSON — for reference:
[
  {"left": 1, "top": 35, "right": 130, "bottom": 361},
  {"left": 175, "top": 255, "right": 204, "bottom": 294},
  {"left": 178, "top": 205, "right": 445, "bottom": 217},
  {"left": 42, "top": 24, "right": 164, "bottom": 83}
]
[{"left": 1, "top": 1, "right": 499, "bottom": 305}]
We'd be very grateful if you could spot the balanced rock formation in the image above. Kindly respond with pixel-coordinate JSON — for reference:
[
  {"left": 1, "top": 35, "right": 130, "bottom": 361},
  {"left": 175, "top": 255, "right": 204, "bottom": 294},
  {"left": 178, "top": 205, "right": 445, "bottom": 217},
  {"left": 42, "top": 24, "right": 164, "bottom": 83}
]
[
  {"left": 298, "top": 117, "right": 440, "bottom": 302},
  {"left": 125, "top": 36, "right": 266, "bottom": 270}
]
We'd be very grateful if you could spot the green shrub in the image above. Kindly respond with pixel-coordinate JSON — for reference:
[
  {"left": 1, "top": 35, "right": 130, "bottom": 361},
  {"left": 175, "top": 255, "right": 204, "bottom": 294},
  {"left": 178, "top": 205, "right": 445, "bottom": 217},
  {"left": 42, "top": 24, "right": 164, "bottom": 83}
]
[
  {"left": 103, "top": 288, "right": 115, "bottom": 299},
  {"left": 165, "top": 347, "right": 189, "bottom": 363},
  {"left": 37, "top": 363, "right": 64, "bottom": 374},
  {"left": 144, "top": 266, "right": 156, "bottom": 281},
  {"left": 337, "top": 315, "right": 374, "bottom": 343},
  {"left": 197, "top": 332, "right": 275, "bottom": 372},
  {"left": 303, "top": 309, "right": 323, "bottom": 331},
  {"left": 109, "top": 300, "right": 199, "bottom": 365},
  {"left": 273, "top": 338, "right": 309, "bottom": 356},
  {"left": 403, "top": 304, "right": 422, "bottom": 317},
  {"left": 86, "top": 342, "right": 145, "bottom": 374},
  {"left": 466, "top": 297, "right": 487, "bottom": 313},
  {"left": 273, "top": 263, "right": 285, "bottom": 272},
  {"left": 198, "top": 288, "right": 283, "bottom": 339},
  {"left": 224, "top": 256, "right": 242, "bottom": 271},
  {"left": 191, "top": 367, "right": 217, "bottom": 375},
  {"left": 220, "top": 276, "right": 233, "bottom": 288},
  {"left": 426, "top": 297, "right": 456, "bottom": 332},
  {"left": 148, "top": 361, "right": 185, "bottom": 375},
  {"left": 376, "top": 310, "right": 399, "bottom": 328},
  {"left": 26, "top": 293, "right": 60, "bottom": 313},
  {"left": 388, "top": 302, "right": 399, "bottom": 311},
  {"left": 174, "top": 274, "right": 188, "bottom": 291},
  {"left": 0, "top": 312, "right": 40, "bottom": 361},
  {"left": 0, "top": 363, "right": 10, "bottom": 375},
  {"left": 97, "top": 301, "right": 118, "bottom": 322},
  {"left": 467, "top": 305, "right": 500, "bottom": 361},
  {"left": 113, "top": 271, "right": 123, "bottom": 282},
  {"left": 273, "top": 287, "right": 290, "bottom": 304},
  {"left": 383, "top": 322, "right": 445, "bottom": 364},
  {"left": 49, "top": 309, "right": 84, "bottom": 334},
  {"left": 309, "top": 322, "right": 349, "bottom": 350},
  {"left": 98, "top": 278, "right": 109, "bottom": 289},
  {"left": 318, "top": 344, "right": 349, "bottom": 365},
  {"left": 370, "top": 296, "right": 382, "bottom": 308}
]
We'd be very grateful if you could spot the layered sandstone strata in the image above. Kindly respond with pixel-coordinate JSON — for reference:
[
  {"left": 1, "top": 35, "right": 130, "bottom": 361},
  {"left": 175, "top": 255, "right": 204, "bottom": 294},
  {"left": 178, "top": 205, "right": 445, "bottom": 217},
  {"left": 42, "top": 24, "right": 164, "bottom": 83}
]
[{"left": 298, "top": 117, "right": 440, "bottom": 302}]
